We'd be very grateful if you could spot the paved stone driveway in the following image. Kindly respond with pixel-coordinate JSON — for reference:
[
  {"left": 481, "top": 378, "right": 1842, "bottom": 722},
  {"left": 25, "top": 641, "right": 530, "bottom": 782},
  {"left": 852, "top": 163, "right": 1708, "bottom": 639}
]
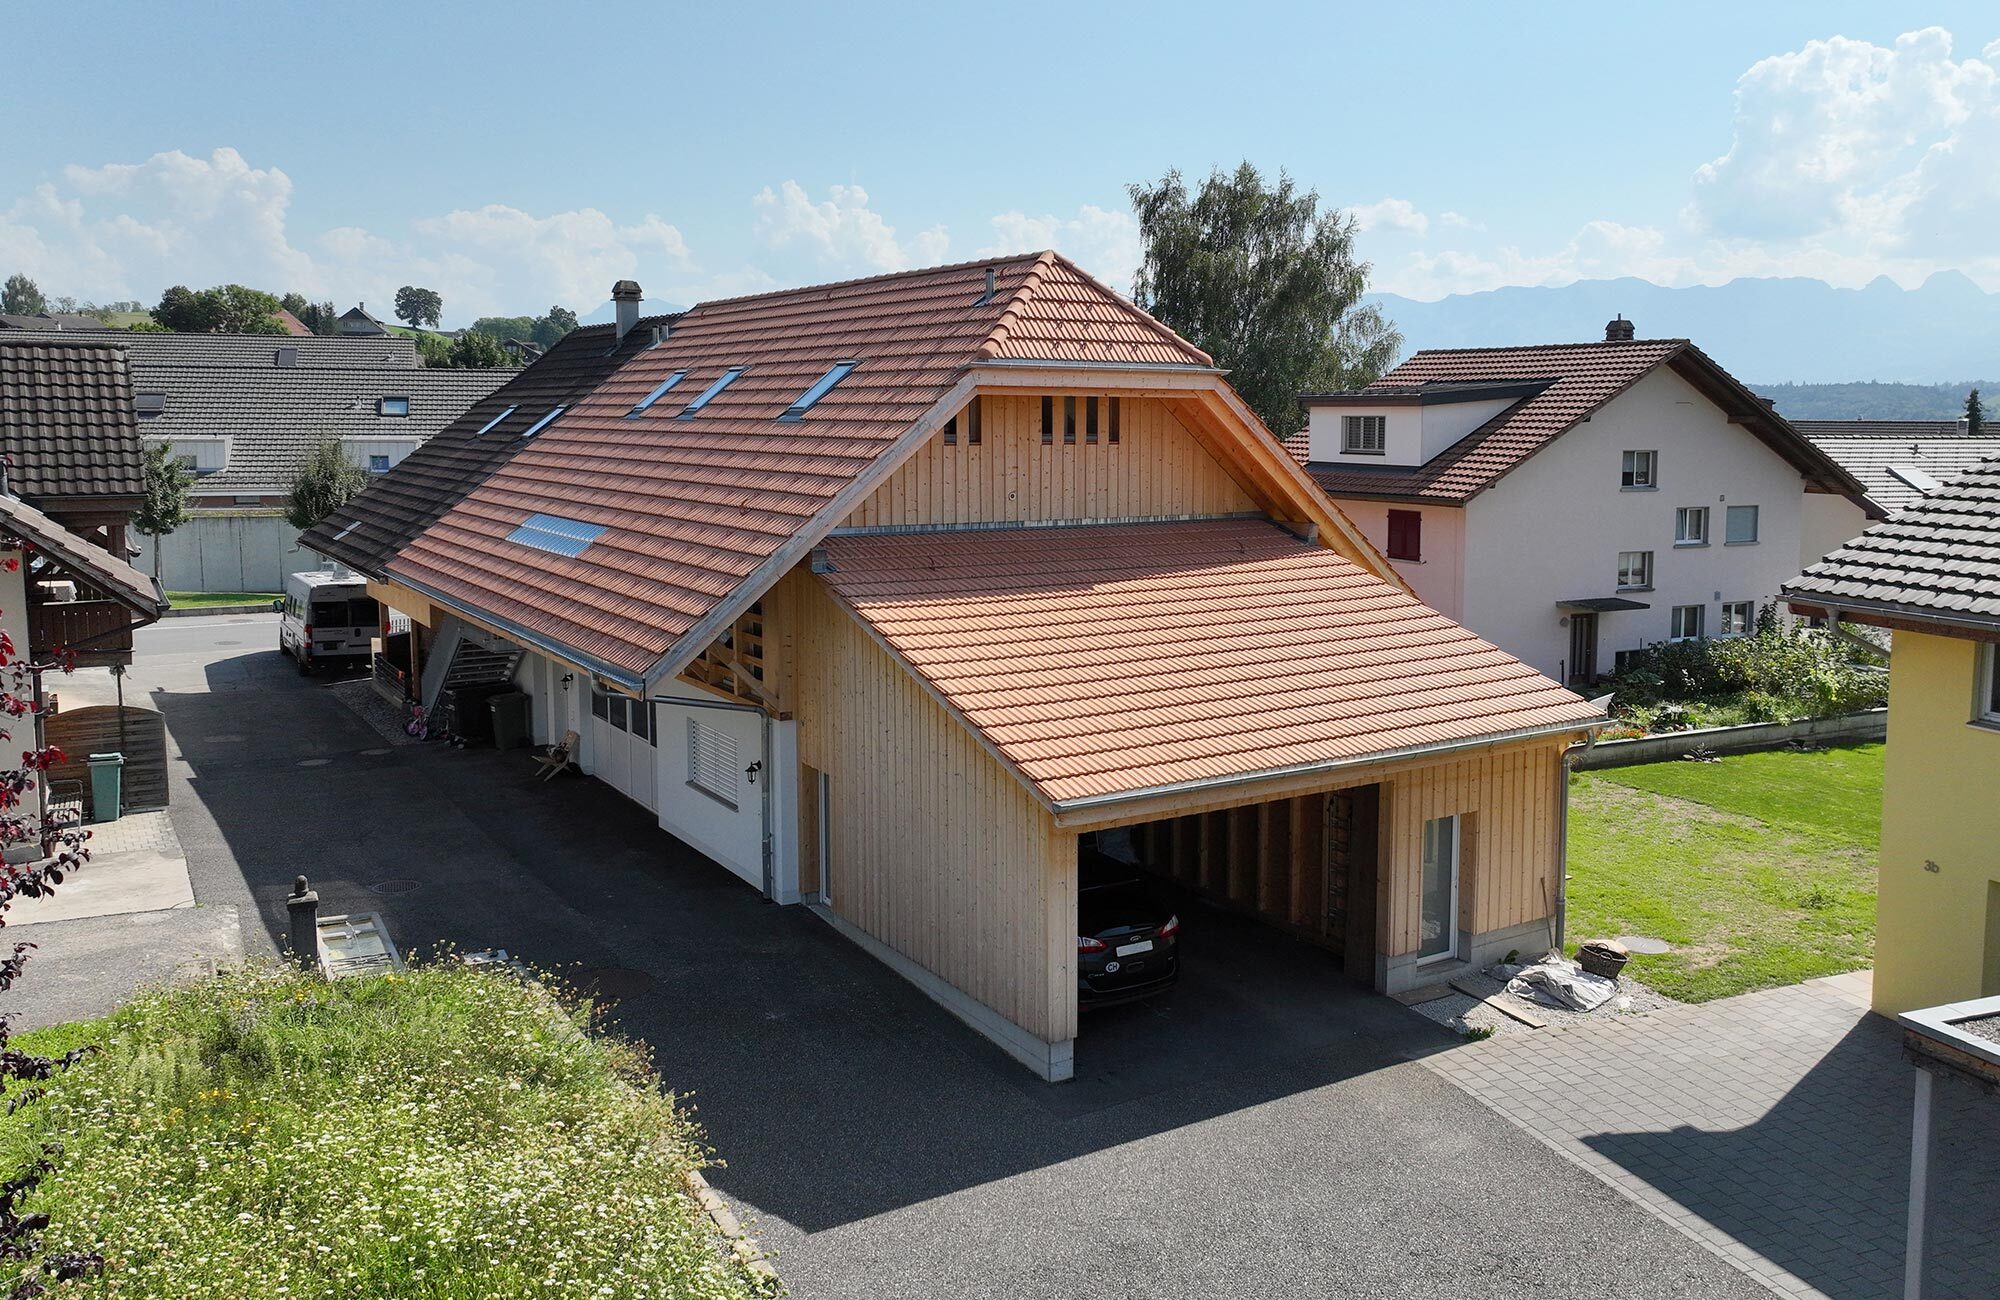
[{"left": 1423, "top": 971, "right": 2000, "bottom": 1299}]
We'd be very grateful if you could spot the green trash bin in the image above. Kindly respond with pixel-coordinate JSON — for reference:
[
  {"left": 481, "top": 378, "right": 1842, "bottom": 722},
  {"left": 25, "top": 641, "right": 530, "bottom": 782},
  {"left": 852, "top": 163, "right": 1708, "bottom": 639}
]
[
  {"left": 488, "top": 692, "right": 532, "bottom": 751},
  {"left": 87, "top": 752, "right": 124, "bottom": 824}
]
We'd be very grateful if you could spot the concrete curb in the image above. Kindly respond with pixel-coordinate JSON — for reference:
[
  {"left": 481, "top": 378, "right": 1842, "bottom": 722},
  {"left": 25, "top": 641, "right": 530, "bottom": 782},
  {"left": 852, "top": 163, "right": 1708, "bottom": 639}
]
[
  {"left": 683, "top": 1168, "right": 780, "bottom": 1289},
  {"left": 163, "top": 603, "right": 274, "bottom": 618},
  {"left": 1572, "top": 707, "right": 1887, "bottom": 770}
]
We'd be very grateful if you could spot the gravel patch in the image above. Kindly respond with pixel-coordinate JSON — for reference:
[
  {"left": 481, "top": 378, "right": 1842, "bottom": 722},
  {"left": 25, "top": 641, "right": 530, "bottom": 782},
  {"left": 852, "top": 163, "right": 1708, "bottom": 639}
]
[
  {"left": 1959, "top": 1013, "right": 2000, "bottom": 1046},
  {"left": 1411, "top": 968, "right": 1681, "bottom": 1039},
  {"left": 328, "top": 677, "right": 422, "bottom": 747}
]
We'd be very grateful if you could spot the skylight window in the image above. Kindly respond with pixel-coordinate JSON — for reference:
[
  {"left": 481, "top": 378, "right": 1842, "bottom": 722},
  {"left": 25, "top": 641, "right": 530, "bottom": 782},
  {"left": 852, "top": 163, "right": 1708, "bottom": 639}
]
[
  {"left": 473, "top": 404, "right": 518, "bottom": 437},
  {"left": 333, "top": 520, "right": 361, "bottom": 541},
  {"left": 134, "top": 393, "right": 166, "bottom": 415},
  {"left": 379, "top": 396, "right": 410, "bottom": 417},
  {"left": 627, "top": 371, "right": 687, "bottom": 417},
  {"left": 677, "top": 367, "right": 745, "bottom": 419},
  {"left": 1888, "top": 463, "right": 1941, "bottom": 494},
  {"left": 506, "top": 512, "right": 606, "bottom": 558},
  {"left": 777, "top": 361, "right": 859, "bottom": 422},
  {"left": 519, "top": 405, "right": 567, "bottom": 438}
]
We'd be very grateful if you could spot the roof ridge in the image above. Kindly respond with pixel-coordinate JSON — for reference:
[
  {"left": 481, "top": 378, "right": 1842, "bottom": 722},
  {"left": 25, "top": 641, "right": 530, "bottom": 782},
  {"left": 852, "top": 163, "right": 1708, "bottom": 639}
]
[
  {"left": 975, "top": 250, "right": 1060, "bottom": 360},
  {"left": 688, "top": 251, "right": 1045, "bottom": 312},
  {"left": 1402, "top": 339, "right": 1690, "bottom": 358}
]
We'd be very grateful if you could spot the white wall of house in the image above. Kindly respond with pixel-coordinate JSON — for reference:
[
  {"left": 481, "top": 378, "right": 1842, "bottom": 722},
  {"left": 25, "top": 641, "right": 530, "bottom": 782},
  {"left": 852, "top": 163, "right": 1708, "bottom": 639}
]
[
  {"left": 343, "top": 436, "right": 423, "bottom": 476},
  {"left": 1458, "top": 366, "right": 1824, "bottom": 683},
  {"left": 1800, "top": 491, "right": 1871, "bottom": 570},
  {"left": 0, "top": 549, "right": 29, "bottom": 672},
  {"left": 1305, "top": 396, "right": 1518, "bottom": 467},
  {"left": 1329, "top": 498, "right": 1468, "bottom": 620},
  {"left": 652, "top": 681, "right": 768, "bottom": 891}
]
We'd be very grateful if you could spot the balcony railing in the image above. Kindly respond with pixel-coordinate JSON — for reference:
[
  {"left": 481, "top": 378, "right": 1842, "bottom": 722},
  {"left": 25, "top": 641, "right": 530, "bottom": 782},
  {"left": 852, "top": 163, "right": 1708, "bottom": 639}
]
[{"left": 30, "top": 600, "right": 136, "bottom": 660}]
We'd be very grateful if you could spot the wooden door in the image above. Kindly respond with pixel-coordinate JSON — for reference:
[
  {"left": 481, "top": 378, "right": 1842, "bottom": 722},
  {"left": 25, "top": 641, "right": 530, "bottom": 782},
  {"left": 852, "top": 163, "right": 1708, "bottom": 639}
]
[{"left": 1567, "top": 612, "right": 1598, "bottom": 686}]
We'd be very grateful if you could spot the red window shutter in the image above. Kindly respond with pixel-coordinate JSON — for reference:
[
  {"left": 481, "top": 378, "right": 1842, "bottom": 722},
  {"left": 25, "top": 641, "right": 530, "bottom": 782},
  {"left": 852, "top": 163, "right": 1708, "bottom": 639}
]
[{"left": 1387, "top": 509, "right": 1421, "bottom": 562}]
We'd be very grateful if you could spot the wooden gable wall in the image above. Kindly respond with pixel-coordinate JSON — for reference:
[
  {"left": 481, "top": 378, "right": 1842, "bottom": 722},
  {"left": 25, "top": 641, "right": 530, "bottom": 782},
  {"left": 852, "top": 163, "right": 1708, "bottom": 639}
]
[{"left": 842, "top": 394, "right": 1256, "bottom": 529}]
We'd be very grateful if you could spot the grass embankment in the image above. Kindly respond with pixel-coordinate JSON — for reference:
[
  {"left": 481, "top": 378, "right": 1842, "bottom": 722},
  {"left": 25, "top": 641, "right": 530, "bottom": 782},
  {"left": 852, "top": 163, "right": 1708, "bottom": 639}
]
[
  {"left": 1566, "top": 743, "right": 1882, "bottom": 1002},
  {"left": 3, "top": 964, "right": 770, "bottom": 1299},
  {"left": 165, "top": 591, "right": 279, "bottom": 609}
]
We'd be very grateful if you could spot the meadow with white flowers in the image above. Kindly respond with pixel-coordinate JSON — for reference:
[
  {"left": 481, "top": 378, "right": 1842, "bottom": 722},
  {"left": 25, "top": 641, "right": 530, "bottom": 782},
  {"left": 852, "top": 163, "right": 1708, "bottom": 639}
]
[{"left": 1, "top": 962, "right": 776, "bottom": 1298}]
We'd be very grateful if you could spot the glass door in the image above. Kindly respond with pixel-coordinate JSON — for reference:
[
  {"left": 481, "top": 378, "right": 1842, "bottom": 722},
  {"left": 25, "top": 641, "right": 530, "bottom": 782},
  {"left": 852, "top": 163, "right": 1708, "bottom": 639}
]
[{"left": 1419, "top": 815, "right": 1460, "bottom": 963}]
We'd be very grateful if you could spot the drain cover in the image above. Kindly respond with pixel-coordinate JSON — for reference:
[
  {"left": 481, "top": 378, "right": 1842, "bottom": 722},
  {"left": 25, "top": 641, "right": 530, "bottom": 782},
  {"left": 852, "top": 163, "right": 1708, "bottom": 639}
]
[
  {"left": 215, "top": 639, "right": 243, "bottom": 646},
  {"left": 1615, "top": 934, "right": 1672, "bottom": 954},
  {"left": 575, "top": 967, "right": 656, "bottom": 1001},
  {"left": 206, "top": 733, "right": 246, "bottom": 743},
  {"left": 360, "top": 747, "right": 391, "bottom": 756},
  {"left": 367, "top": 878, "right": 421, "bottom": 896},
  {"left": 296, "top": 758, "right": 331, "bottom": 768}
]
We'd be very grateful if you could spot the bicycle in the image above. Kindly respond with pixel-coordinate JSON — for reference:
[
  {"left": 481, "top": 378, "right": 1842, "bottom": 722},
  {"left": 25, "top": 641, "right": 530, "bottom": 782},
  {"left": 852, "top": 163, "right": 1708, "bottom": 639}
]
[{"left": 403, "top": 699, "right": 431, "bottom": 741}]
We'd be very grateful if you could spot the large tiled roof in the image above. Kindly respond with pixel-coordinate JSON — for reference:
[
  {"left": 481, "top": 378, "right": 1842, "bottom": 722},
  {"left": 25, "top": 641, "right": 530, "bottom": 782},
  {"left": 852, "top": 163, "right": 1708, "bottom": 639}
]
[
  {"left": 1298, "top": 341, "right": 1874, "bottom": 513},
  {"left": 0, "top": 336, "right": 146, "bottom": 501},
  {"left": 301, "top": 319, "right": 674, "bottom": 575},
  {"left": 818, "top": 518, "right": 1603, "bottom": 807},
  {"left": 1785, "top": 457, "right": 2000, "bottom": 631},
  {"left": 104, "top": 331, "right": 506, "bottom": 494},
  {"left": 1792, "top": 420, "right": 2000, "bottom": 514},
  {"left": 385, "top": 251, "right": 1215, "bottom": 680}
]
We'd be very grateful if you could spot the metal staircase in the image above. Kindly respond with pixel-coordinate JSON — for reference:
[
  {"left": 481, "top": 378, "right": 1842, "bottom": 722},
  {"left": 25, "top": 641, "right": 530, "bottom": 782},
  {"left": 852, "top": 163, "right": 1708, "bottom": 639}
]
[{"left": 420, "top": 617, "right": 524, "bottom": 711}]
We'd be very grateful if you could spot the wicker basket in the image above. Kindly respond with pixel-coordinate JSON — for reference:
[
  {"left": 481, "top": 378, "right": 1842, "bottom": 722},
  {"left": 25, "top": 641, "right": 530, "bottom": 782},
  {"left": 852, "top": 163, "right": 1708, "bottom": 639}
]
[{"left": 1577, "top": 939, "right": 1630, "bottom": 980}]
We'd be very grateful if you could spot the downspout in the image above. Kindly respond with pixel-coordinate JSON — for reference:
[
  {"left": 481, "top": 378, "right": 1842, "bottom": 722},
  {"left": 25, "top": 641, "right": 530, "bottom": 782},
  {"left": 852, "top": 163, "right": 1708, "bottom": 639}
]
[
  {"left": 645, "top": 691, "right": 775, "bottom": 900},
  {"left": 1554, "top": 743, "right": 1573, "bottom": 956}
]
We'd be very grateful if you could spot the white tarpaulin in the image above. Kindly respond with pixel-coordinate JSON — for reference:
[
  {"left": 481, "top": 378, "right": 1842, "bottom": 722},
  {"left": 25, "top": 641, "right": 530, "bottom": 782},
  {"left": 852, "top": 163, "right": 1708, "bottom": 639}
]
[{"left": 1499, "top": 953, "right": 1619, "bottom": 1012}]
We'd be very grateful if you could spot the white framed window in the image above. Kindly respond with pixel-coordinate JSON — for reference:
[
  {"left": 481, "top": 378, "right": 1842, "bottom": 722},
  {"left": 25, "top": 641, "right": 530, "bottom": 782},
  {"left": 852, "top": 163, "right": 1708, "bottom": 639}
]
[
  {"left": 1725, "top": 504, "right": 1760, "bottom": 545},
  {"left": 1342, "top": 414, "right": 1387, "bottom": 455},
  {"left": 378, "top": 396, "right": 410, "bottom": 417},
  {"left": 1670, "top": 604, "right": 1705, "bottom": 641},
  {"left": 1418, "top": 815, "right": 1460, "bottom": 963},
  {"left": 1720, "top": 601, "right": 1755, "bottom": 637},
  {"left": 367, "top": 454, "right": 390, "bottom": 473},
  {"left": 1621, "top": 449, "right": 1657, "bottom": 489},
  {"left": 687, "top": 719, "right": 739, "bottom": 808},
  {"left": 1674, "top": 506, "right": 1709, "bottom": 546},
  {"left": 1616, "top": 550, "right": 1653, "bottom": 590},
  {"left": 1979, "top": 644, "right": 2000, "bottom": 726}
]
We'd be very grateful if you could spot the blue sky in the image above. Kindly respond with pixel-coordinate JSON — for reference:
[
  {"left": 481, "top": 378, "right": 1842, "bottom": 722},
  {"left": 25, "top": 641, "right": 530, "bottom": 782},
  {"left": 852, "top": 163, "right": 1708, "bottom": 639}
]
[{"left": 6, "top": 2, "right": 1999, "bottom": 325}]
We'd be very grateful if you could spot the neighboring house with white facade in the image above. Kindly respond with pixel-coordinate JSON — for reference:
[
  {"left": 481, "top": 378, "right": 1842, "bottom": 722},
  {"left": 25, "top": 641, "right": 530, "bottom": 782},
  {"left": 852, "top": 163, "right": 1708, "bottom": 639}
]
[{"left": 1286, "top": 320, "right": 1880, "bottom": 688}]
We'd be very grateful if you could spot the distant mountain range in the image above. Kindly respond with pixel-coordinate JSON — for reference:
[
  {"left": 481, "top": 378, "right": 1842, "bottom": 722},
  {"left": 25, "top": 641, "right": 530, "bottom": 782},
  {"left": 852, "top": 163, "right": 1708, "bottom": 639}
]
[{"left": 1367, "top": 272, "right": 2000, "bottom": 403}]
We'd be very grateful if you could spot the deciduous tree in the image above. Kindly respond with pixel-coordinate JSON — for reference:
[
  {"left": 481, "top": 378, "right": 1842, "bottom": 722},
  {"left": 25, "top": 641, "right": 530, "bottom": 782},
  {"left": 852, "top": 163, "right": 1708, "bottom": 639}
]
[
  {"left": 134, "top": 442, "right": 195, "bottom": 581},
  {"left": 1, "top": 274, "right": 45, "bottom": 316},
  {"left": 285, "top": 440, "right": 370, "bottom": 532},
  {"left": 1129, "top": 162, "right": 1402, "bottom": 437},
  {"left": 394, "top": 286, "right": 443, "bottom": 331}
]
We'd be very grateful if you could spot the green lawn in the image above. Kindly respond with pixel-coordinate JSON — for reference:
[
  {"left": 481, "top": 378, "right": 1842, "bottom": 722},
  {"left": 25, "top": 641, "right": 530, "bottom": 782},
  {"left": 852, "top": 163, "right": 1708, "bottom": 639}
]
[
  {"left": 2, "top": 964, "right": 771, "bottom": 1299},
  {"left": 1566, "top": 743, "right": 1883, "bottom": 1002},
  {"left": 166, "top": 590, "right": 279, "bottom": 609}
]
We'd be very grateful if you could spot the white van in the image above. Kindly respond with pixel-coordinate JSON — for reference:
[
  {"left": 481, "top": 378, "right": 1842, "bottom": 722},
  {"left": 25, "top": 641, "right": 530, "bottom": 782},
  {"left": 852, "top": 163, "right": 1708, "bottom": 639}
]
[{"left": 280, "top": 570, "right": 381, "bottom": 673}]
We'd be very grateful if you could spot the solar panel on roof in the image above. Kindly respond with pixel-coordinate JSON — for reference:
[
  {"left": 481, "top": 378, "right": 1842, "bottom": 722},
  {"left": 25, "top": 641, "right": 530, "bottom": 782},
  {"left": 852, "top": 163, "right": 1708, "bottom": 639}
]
[{"left": 505, "top": 512, "right": 605, "bottom": 558}]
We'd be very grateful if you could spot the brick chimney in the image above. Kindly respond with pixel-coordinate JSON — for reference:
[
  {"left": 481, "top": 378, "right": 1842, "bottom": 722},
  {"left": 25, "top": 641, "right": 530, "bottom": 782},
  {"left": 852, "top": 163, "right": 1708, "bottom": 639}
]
[
  {"left": 1605, "top": 315, "right": 1636, "bottom": 342},
  {"left": 612, "top": 280, "right": 643, "bottom": 340}
]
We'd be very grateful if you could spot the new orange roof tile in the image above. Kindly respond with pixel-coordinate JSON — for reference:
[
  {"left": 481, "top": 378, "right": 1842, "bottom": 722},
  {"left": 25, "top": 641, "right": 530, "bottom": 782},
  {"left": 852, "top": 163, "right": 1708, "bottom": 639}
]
[
  {"left": 383, "top": 253, "right": 1213, "bottom": 680},
  {"left": 818, "top": 518, "right": 1603, "bottom": 808}
]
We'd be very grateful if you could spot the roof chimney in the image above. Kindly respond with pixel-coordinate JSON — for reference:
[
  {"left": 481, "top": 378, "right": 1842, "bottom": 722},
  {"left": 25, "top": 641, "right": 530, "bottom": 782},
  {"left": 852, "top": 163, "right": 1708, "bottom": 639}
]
[
  {"left": 1605, "top": 315, "right": 1636, "bottom": 342},
  {"left": 612, "top": 280, "right": 643, "bottom": 340},
  {"left": 976, "top": 266, "right": 996, "bottom": 306}
]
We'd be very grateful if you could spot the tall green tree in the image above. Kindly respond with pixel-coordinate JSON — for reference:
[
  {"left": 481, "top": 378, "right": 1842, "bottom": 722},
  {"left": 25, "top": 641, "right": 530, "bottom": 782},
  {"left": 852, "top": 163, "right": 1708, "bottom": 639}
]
[
  {"left": 1966, "top": 387, "right": 1984, "bottom": 435},
  {"left": 134, "top": 441, "right": 196, "bottom": 581},
  {"left": 285, "top": 440, "right": 371, "bottom": 532},
  {"left": 448, "top": 330, "right": 511, "bottom": 369},
  {"left": 394, "top": 285, "right": 443, "bottom": 330},
  {"left": 3, "top": 273, "right": 47, "bottom": 315},
  {"left": 413, "top": 331, "right": 454, "bottom": 367},
  {"left": 151, "top": 284, "right": 285, "bottom": 334},
  {"left": 532, "top": 305, "right": 578, "bottom": 348},
  {"left": 1128, "top": 162, "right": 1402, "bottom": 436}
]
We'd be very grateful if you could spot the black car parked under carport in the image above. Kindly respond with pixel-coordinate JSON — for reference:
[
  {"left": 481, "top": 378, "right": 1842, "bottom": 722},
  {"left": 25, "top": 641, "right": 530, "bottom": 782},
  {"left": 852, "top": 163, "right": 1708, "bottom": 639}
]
[{"left": 1077, "top": 835, "right": 1180, "bottom": 1007}]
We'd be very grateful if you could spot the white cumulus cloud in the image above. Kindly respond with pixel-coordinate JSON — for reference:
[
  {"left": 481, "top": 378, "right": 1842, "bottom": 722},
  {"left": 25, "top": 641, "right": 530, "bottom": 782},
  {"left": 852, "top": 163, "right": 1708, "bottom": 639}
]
[
  {"left": 751, "top": 181, "right": 948, "bottom": 273},
  {"left": 0, "top": 147, "right": 700, "bottom": 324},
  {"left": 976, "top": 205, "right": 1142, "bottom": 292},
  {"left": 1349, "top": 198, "right": 1430, "bottom": 237}
]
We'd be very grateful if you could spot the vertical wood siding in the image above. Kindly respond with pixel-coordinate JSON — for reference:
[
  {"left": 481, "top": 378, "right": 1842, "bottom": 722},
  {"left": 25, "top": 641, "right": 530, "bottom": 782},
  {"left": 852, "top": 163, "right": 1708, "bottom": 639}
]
[
  {"left": 841, "top": 395, "right": 1256, "bottom": 528},
  {"left": 788, "top": 568, "right": 1076, "bottom": 1044},
  {"left": 1379, "top": 741, "right": 1564, "bottom": 956}
]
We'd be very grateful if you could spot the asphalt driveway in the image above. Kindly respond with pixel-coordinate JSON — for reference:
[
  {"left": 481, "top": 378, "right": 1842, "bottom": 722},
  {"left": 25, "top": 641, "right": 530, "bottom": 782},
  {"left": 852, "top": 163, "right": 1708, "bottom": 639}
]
[{"left": 125, "top": 615, "right": 1769, "bottom": 1299}]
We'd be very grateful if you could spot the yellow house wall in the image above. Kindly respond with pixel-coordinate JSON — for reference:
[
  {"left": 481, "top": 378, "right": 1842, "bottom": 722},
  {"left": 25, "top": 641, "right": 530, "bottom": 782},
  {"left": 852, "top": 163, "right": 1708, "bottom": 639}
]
[{"left": 1874, "top": 630, "right": 2000, "bottom": 1013}]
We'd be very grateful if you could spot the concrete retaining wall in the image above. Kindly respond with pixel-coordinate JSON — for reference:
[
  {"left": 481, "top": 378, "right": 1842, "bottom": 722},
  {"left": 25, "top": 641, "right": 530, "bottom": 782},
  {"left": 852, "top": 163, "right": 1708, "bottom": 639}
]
[
  {"left": 1572, "top": 709, "right": 1888, "bottom": 771},
  {"left": 134, "top": 512, "right": 323, "bottom": 593}
]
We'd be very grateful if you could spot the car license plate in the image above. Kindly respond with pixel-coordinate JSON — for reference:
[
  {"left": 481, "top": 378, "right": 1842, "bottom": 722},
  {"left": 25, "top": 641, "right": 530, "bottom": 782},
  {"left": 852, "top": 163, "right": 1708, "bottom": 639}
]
[{"left": 1115, "top": 939, "right": 1154, "bottom": 956}]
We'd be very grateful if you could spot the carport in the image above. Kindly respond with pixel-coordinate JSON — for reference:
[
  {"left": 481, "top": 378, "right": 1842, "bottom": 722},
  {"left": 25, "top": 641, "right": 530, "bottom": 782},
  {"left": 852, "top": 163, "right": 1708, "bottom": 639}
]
[{"left": 808, "top": 521, "right": 1602, "bottom": 1080}]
